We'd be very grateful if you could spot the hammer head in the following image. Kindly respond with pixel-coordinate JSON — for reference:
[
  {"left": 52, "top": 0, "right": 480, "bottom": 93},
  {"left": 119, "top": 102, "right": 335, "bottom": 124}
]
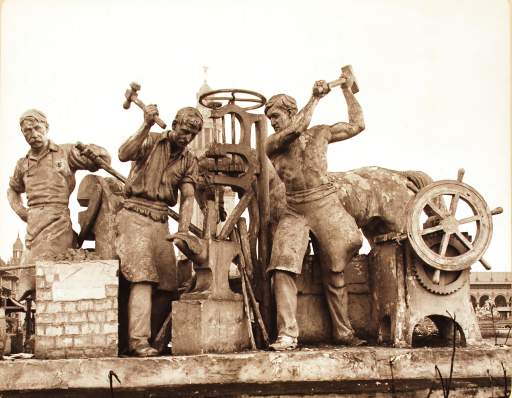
[
  {"left": 341, "top": 65, "right": 359, "bottom": 94},
  {"left": 123, "top": 81, "right": 141, "bottom": 109}
]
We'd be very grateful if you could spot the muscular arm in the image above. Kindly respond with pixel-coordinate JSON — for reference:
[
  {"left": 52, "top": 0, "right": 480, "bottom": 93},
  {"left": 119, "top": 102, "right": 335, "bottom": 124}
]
[
  {"left": 178, "top": 182, "right": 195, "bottom": 233},
  {"left": 329, "top": 86, "right": 365, "bottom": 143},
  {"left": 7, "top": 188, "right": 28, "bottom": 222},
  {"left": 265, "top": 95, "right": 320, "bottom": 157},
  {"left": 118, "top": 121, "right": 152, "bottom": 162}
]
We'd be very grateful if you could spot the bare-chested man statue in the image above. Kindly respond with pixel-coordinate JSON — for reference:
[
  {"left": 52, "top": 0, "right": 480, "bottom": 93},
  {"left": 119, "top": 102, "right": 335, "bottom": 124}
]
[{"left": 265, "top": 72, "right": 365, "bottom": 351}]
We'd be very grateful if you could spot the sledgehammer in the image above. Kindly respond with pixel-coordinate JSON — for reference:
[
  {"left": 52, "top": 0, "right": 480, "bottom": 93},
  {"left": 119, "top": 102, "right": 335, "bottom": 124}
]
[
  {"left": 123, "top": 82, "right": 167, "bottom": 129},
  {"left": 313, "top": 65, "right": 359, "bottom": 95}
]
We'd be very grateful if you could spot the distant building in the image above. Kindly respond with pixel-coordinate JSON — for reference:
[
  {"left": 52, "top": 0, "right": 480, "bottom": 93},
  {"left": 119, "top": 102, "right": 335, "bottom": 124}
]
[{"left": 470, "top": 271, "right": 512, "bottom": 319}]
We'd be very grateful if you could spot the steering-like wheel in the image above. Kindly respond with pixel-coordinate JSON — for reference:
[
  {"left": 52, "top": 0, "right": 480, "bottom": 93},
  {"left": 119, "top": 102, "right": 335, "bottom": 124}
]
[{"left": 199, "top": 89, "right": 266, "bottom": 111}]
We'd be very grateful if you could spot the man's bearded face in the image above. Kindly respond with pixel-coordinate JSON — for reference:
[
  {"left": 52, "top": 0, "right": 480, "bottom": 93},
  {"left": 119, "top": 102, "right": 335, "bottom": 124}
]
[
  {"left": 21, "top": 119, "right": 48, "bottom": 150},
  {"left": 267, "top": 108, "right": 291, "bottom": 133},
  {"left": 173, "top": 122, "right": 200, "bottom": 148}
]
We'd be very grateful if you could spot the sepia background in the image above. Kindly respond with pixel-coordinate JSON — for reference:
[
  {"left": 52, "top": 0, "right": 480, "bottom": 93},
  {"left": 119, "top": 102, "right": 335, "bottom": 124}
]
[{"left": 0, "top": 0, "right": 510, "bottom": 271}]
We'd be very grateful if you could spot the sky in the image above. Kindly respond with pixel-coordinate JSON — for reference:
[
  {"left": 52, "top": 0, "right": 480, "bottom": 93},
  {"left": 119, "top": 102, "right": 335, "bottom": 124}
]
[{"left": 0, "top": 0, "right": 510, "bottom": 272}]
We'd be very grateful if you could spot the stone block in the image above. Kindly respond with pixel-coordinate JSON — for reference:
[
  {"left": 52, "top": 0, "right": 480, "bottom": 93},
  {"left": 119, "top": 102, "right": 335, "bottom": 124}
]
[
  {"left": 172, "top": 299, "right": 250, "bottom": 355},
  {"left": 105, "top": 284, "right": 118, "bottom": 297},
  {"left": 103, "top": 322, "right": 118, "bottom": 334},
  {"left": 53, "top": 312, "right": 69, "bottom": 324},
  {"left": 36, "top": 312, "right": 54, "bottom": 324},
  {"left": 46, "top": 302, "right": 63, "bottom": 313},
  {"left": 34, "top": 260, "right": 119, "bottom": 359},
  {"left": 45, "top": 326, "right": 63, "bottom": 336},
  {"left": 81, "top": 323, "right": 101, "bottom": 335},
  {"left": 37, "top": 288, "right": 53, "bottom": 302},
  {"left": 78, "top": 300, "right": 95, "bottom": 312},
  {"left": 68, "top": 312, "right": 87, "bottom": 323},
  {"left": 64, "top": 324, "right": 81, "bottom": 335},
  {"left": 94, "top": 299, "right": 112, "bottom": 312},
  {"left": 63, "top": 302, "right": 77, "bottom": 312},
  {"left": 37, "top": 260, "right": 118, "bottom": 302}
]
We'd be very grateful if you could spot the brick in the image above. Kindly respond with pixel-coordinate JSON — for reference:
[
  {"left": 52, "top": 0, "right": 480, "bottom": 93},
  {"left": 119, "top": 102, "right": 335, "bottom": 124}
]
[
  {"left": 103, "top": 322, "right": 118, "bottom": 334},
  {"left": 53, "top": 312, "right": 69, "bottom": 324},
  {"left": 36, "top": 277, "right": 47, "bottom": 289},
  {"left": 63, "top": 302, "right": 77, "bottom": 312},
  {"left": 46, "top": 325, "right": 64, "bottom": 336},
  {"left": 65, "top": 348, "right": 86, "bottom": 358},
  {"left": 36, "top": 313, "right": 54, "bottom": 324},
  {"left": 94, "top": 299, "right": 112, "bottom": 312},
  {"left": 105, "top": 309, "right": 117, "bottom": 322},
  {"left": 92, "top": 334, "right": 107, "bottom": 346},
  {"left": 87, "top": 311, "right": 106, "bottom": 322},
  {"left": 46, "top": 302, "right": 63, "bottom": 313},
  {"left": 81, "top": 323, "right": 101, "bottom": 335},
  {"left": 105, "top": 333, "right": 118, "bottom": 347},
  {"left": 44, "top": 272, "right": 56, "bottom": 284},
  {"left": 36, "top": 336, "right": 55, "bottom": 351},
  {"left": 55, "top": 336, "right": 74, "bottom": 348},
  {"left": 110, "top": 297, "right": 118, "bottom": 310},
  {"left": 64, "top": 324, "right": 81, "bottom": 335},
  {"left": 37, "top": 288, "right": 53, "bottom": 302},
  {"left": 68, "top": 312, "right": 87, "bottom": 323},
  {"left": 77, "top": 300, "right": 94, "bottom": 312},
  {"left": 73, "top": 335, "right": 93, "bottom": 348},
  {"left": 105, "top": 284, "right": 118, "bottom": 298},
  {"left": 35, "top": 324, "right": 46, "bottom": 336},
  {"left": 45, "top": 349, "right": 67, "bottom": 359},
  {"left": 35, "top": 302, "right": 47, "bottom": 313}
]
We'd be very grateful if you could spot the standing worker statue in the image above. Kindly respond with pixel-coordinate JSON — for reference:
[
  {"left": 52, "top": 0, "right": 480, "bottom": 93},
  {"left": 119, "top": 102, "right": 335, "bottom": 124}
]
[
  {"left": 7, "top": 109, "right": 111, "bottom": 298},
  {"left": 265, "top": 68, "right": 366, "bottom": 350},
  {"left": 116, "top": 104, "right": 202, "bottom": 357}
]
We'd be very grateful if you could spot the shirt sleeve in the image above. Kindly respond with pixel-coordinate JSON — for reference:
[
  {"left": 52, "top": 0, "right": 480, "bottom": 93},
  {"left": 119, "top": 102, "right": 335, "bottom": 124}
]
[
  {"left": 9, "top": 159, "right": 26, "bottom": 193},
  {"left": 66, "top": 144, "right": 112, "bottom": 172},
  {"left": 180, "top": 153, "right": 199, "bottom": 187}
]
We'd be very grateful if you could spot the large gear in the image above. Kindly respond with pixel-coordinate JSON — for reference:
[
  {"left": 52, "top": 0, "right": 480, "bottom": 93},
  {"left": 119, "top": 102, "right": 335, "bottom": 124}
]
[{"left": 412, "top": 234, "right": 468, "bottom": 295}]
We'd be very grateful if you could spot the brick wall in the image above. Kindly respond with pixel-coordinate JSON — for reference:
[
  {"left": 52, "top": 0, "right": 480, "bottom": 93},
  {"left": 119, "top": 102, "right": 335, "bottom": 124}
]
[{"left": 35, "top": 260, "right": 118, "bottom": 359}]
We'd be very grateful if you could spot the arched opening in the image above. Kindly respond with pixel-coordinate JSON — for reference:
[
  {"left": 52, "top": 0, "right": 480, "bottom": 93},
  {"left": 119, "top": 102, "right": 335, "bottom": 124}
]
[
  {"left": 495, "top": 295, "right": 507, "bottom": 307},
  {"left": 379, "top": 315, "right": 392, "bottom": 345},
  {"left": 479, "top": 295, "right": 490, "bottom": 308},
  {"left": 470, "top": 295, "right": 477, "bottom": 309},
  {"left": 412, "top": 315, "right": 466, "bottom": 347}
]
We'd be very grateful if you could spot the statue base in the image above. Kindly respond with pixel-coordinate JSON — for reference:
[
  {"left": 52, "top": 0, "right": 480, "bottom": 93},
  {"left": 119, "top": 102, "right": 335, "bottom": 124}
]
[{"left": 171, "top": 298, "right": 251, "bottom": 355}]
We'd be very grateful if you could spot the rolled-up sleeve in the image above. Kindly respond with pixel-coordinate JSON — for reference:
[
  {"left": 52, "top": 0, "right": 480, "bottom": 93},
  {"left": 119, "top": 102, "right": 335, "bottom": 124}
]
[
  {"left": 180, "top": 153, "right": 199, "bottom": 187},
  {"left": 66, "top": 144, "right": 112, "bottom": 172}
]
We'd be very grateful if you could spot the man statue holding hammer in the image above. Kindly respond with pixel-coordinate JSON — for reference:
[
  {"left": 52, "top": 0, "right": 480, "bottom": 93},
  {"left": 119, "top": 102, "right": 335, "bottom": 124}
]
[
  {"left": 116, "top": 103, "right": 202, "bottom": 357},
  {"left": 7, "top": 109, "right": 111, "bottom": 299},
  {"left": 265, "top": 67, "right": 365, "bottom": 350}
]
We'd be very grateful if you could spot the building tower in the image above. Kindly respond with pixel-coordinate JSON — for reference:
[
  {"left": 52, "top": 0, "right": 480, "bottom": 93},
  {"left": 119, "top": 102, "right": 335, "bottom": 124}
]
[{"left": 12, "top": 233, "right": 23, "bottom": 266}]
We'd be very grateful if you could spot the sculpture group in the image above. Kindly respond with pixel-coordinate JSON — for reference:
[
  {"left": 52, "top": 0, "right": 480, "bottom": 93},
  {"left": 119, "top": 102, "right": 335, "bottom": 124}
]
[{"left": 7, "top": 65, "right": 502, "bottom": 357}]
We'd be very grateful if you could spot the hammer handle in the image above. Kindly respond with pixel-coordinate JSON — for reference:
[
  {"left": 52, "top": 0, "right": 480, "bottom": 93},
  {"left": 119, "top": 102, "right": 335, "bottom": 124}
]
[{"left": 132, "top": 97, "right": 167, "bottom": 129}]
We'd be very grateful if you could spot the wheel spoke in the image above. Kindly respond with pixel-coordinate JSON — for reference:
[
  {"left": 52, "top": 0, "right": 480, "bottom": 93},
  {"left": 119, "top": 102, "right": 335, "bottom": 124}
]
[
  {"left": 455, "top": 231, "right": 473, "bottom": 250},
  {"left": 449, "top": 193, "right": 460, "bottom": 216},
  {"left": 457, "top": 214, "right": 482, "bottom": 225},
  {"left": 439, "top": 232, "right": 451, "bottom": 257},
  {"left": 421, "top": 224, "right": 445, "bottom": 235},
  {"left": 426, "top": 200, "right": 446, "bottom": 218}
]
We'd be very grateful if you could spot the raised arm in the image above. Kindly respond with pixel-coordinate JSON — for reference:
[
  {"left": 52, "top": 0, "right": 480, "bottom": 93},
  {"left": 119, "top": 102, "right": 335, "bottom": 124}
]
[
  {"left": 329, "top": 75, "right": 365, "bottom": 143},
  {"left": 118, "top": 104, "right": 158, "bottom": 162},
  {"left": 265, "top": 81, "right": 329, "bottom": 157}
]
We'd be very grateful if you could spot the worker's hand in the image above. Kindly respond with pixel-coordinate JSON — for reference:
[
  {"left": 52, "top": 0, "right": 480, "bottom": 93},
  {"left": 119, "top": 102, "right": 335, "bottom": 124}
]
[
  {"left": 143, "top": 104, "right": 159, "bottom": 127},
  {"left": 312, "top": 80, "right": 330, "bottom": 98},
  {"left": 341, "top": 71, "right": 354, "bottom": 90}
]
